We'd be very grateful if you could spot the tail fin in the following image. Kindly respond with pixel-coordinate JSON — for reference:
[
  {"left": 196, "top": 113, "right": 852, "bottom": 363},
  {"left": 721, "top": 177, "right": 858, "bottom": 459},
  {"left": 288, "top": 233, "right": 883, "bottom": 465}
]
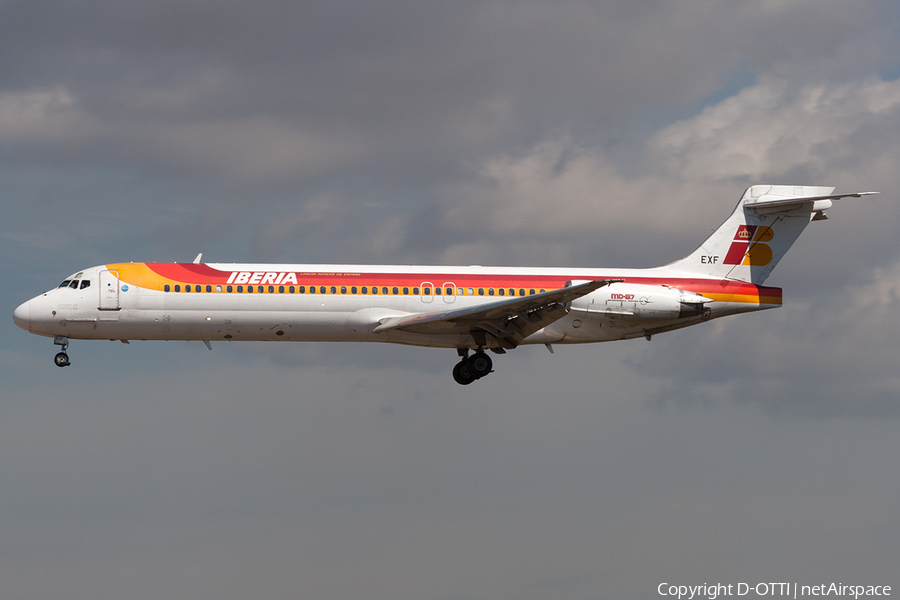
[{"left": 664, "top": 185, "right": 877, "bottom": 284}]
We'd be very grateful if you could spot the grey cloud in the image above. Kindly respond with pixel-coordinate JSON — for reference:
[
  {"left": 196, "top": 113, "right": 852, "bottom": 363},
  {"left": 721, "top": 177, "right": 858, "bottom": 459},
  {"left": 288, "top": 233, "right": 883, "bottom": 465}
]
[
  {"left": 633, "top": 261, "right": 900, "bottom": 418},
  {"left": 4, "top": 2, "right": 895, "bottom": 183},
  {"left": 2, "top": 341, "right": 898, "bottom": 600}
]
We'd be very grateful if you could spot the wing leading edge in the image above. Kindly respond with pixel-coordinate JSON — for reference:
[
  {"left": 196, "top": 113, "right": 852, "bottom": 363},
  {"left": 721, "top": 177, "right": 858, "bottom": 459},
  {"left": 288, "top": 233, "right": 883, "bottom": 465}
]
[{"left": 373, "top": 279, "right": 622, "bottom": 349}]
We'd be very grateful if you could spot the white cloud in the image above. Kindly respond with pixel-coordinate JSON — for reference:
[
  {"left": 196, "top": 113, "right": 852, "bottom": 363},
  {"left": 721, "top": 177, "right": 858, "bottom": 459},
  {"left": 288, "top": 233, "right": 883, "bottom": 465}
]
[
  {"left": 437, "top": 138, "right": 733, "bottom": 241},
  {"left": 435, "top": 76, "right": 900, "bottom": 253},
  {"left": 0, "top": 87, "right": 82, "bottom": 141},
  {"left": 650, "top": 76, "right": 900, "bottom": 182}
]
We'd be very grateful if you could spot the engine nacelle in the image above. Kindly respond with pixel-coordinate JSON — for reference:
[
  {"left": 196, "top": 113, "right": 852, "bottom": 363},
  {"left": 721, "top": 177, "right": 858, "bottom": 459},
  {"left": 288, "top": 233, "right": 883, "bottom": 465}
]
[{"left": 569, "top": 282, "right": 712, "bottom": 320}]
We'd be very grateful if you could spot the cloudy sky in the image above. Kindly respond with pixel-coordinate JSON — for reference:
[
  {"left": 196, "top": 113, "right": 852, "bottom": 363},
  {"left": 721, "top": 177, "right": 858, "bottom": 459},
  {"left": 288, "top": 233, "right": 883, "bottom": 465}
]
[{"left": 2, "top": 1, "right": 900, "bottom": 599}]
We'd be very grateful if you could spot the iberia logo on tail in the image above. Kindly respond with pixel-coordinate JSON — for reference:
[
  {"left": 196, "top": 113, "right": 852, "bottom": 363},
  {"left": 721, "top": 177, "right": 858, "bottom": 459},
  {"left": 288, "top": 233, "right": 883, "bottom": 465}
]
[{"left": 723, "top": 225, "right": 774, "bottom": 266}]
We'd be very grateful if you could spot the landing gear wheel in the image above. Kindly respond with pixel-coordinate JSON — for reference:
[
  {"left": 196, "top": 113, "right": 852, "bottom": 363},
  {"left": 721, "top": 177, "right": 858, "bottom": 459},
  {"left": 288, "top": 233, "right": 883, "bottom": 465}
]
[
  {"left": 467, "top": 352, "right": 492, "bottom": 378},
  {"left": 452, "top": 360, "right": 476, "bottom": 385},
  {"left": 54, "top": 352, "right": 70, "bottom": 367}
]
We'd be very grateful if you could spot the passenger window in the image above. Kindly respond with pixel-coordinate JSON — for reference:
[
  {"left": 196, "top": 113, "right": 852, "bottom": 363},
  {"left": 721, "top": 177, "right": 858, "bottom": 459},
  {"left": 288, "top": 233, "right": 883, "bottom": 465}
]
[
  {"left": 258, "top": 286, "right": 264, "bottom": 293},
  {"left": 467, "top": 288, "right": 474, "bottom": 296},
  {"left": 164, "top": 284, "right": 171, "bottom": 292},
  {"left": 216, "top": 285, "right": 222, "bottom": 293},
  {"left": 371, "top": 286, "right": 377, "bottom": 295},
  {"left": 227, "top": 285, "right": 233, "bottom": 293},
  {"left": 289, "top": 286, "right": 294, "bottom": 293},
  {"left": 413, "top": 287, "right": 419, "bottom": 295},
  {"left": 330, "top": 286, "right": 337, "bottom": 294},
  {"left": 422, "top": 287, "right": 428, "bottom": 295},
  {"left": 320, "top": 286, "right": 326, "bottom": 294},
  {"left": 488, "top": 288, "right": 495, "bottom": 296},
  {"left": 278, "top": 285, "right": 284, "bottom": 293},
  {"left": 403, "top": 287, "right": 409, "bottom": 295},
  {"left": 185, "top": 285, "right": 191, "bottom": 293},
  {"left": 498, "top": 288, "right": 505, "bottom": 296},
  {"left": 247, "top": 285, "right": 253, "bottom": 293},
  {"left": 519, "top": 289, "right": 525, "bottom": 296},
  {"left": 362, "top": 286, "right": 368, "bottom": 294},
  {"left": 529, "top": 289, "right": 535, "bottom": 295},
  {"left": 540, "top": 289, "right": 546, "bottom": 293},
  {"left": 299, "top": 286, "right": 305, "bottom": 293},
  {"left": 383, "top": 287, "right": 389, "bottom": 295},
  {"left": 445, "top": 287, "right": 454, "bottom": 296},
  {"left": 478, "top": 288, "right": 484, "bottom": 296},
  {"left": 341, "top": 286, "right": 347, "bottom": 294},
  {"left": 175, "top": 285, "right": 181, "bottom": 292},
  {"left": 392, "top": 287, "right": 399, "bottom": 295},
  {"left": 351, "top": 286, "right": 357, "bottom": 294},
  {"left": 206, "top": 285, "right": 212, "bottom": 293},
  {"left": 80, "top": 280, "right": 91, "bottom": 290}
]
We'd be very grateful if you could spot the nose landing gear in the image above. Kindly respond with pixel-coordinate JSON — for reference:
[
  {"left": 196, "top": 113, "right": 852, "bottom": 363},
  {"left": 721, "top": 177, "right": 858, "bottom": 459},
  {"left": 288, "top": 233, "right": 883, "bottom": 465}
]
[
  {"left": 452, "top": 350, "right": 493, "bottom": 385},
  {"left": 53, "top": 336, "right": 70, "bottom": 367}
]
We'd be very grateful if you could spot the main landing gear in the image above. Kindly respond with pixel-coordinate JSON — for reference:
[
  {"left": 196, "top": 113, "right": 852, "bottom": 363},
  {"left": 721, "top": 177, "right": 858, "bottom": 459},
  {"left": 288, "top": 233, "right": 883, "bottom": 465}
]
[
  {"left": 452, "top": 350, "right": 493, "bottom": 385},
  {"left": 53, "top": 335, "right": 71, "bottom": 367}
]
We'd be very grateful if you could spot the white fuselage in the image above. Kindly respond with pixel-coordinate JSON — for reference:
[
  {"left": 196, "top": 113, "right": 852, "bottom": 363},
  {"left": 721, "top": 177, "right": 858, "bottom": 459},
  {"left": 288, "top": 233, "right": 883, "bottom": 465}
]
[{"left": 14, "top": 262, "right": 776, "bottom": 350}]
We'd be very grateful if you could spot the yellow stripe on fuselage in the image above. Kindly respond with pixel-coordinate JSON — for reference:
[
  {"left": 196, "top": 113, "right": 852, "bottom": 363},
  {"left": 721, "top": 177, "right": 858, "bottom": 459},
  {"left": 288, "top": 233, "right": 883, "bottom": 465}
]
[{"left": 106, "top": 263, "right": 175, "bottom": 291}]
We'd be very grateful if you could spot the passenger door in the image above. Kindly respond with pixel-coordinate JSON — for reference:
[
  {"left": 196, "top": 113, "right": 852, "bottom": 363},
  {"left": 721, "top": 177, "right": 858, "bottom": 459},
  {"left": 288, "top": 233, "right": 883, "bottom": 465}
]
[{"left": 98, "top": 270, "right": 120, "bottom": 311}]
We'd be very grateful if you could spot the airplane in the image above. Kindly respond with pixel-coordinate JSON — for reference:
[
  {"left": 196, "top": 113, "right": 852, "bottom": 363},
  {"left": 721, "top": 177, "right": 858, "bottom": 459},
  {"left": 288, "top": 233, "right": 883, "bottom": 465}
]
[{"left": 13, "top": 185, "right": 876, "bottom": 384}]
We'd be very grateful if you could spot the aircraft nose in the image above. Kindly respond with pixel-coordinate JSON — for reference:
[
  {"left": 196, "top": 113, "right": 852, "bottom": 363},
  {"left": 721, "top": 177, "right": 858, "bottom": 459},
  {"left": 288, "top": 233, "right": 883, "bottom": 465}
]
[{"left": 13, "top": 300, "right": 30, "bottom": 332}]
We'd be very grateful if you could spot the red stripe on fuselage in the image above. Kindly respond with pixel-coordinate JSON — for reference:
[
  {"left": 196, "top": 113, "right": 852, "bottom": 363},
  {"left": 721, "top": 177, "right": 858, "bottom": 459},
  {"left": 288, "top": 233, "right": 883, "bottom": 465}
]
[{"left": 141, "top": 263, "right": 781, "bottom": 303}]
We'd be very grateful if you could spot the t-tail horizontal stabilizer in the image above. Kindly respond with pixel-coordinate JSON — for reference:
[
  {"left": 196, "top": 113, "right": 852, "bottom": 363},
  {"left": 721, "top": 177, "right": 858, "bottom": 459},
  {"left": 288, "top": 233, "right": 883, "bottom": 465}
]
[{"left": 664, "top": 185, "right": 878, "bottom": 284}]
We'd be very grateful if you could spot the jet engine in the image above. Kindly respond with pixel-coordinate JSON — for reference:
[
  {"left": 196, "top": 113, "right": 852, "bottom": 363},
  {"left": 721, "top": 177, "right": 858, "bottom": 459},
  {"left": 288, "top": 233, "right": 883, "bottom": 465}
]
[{"left": 568, "top": 282, "right": 712, "bottom": 320}]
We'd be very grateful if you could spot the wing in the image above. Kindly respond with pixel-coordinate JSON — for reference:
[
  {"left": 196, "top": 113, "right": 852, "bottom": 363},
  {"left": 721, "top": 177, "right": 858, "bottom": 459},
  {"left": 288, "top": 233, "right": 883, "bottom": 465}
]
[{"left": 373, "top": 279, "right": 621, "bottom": 349}]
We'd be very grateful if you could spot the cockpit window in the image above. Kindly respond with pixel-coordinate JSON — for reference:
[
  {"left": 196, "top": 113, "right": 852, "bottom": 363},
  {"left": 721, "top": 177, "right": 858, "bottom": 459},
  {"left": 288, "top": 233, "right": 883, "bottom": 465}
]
[
  {"left": 58, "top": 280, "right": 71, "bottom": 288},
  {"left": 80, "top": 280, "right": 91, "bottom": 289},
  {"left": 69, "top": 280, "right": 79, "bottom": 289}
]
